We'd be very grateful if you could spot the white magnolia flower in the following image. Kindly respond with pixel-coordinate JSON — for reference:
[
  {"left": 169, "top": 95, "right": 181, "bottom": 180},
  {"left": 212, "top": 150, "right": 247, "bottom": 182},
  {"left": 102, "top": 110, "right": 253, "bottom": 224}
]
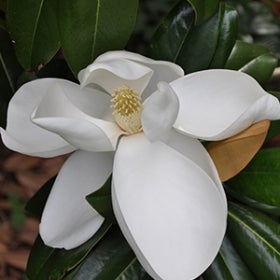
[{"left": 1, "top": 51, "right": 280, "bottom": 280}]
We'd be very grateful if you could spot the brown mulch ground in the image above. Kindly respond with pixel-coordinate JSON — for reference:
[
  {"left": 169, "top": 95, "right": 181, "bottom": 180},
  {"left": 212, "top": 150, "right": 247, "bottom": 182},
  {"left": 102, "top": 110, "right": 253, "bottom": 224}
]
[{"left": 0, "top": 141, "right": 67, "bottom": 280}]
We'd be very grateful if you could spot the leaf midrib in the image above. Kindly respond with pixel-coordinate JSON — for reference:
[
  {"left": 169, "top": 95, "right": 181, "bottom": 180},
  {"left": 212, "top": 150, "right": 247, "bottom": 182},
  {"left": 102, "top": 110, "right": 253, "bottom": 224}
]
[
  {"left": 228, "top": 210, "right": 280, "bottom": 256},
  {"left": 91, "top": 0, "right": 100, "bottom": 60},
  {"left": 115, "top": 257, "right": 138, "bottom": 280},
  {"left": 29, "top": 0, "right": 44, "bottom": 67},
  {"left": 0, "top": 52, "right": 14, "bottom": 92}
]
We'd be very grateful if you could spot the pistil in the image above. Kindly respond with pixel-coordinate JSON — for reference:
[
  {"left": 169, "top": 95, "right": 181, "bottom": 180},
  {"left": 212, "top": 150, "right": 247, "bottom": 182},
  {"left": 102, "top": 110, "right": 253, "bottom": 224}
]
[{"left": 111, "top": 86, "right": 143, "bottom": 134}]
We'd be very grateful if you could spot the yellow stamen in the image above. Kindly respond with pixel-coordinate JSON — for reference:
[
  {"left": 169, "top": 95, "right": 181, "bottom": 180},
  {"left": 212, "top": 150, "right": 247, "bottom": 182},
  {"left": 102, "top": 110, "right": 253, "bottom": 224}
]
[{"left": 111, "top": 85, "right": 143, "bottom": 134}]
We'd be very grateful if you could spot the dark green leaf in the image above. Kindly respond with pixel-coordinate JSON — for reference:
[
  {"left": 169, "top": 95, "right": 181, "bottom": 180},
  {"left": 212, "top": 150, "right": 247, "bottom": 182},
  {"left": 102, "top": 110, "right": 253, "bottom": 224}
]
[
  {"left": 86, "top": 175, "right": 115, "bottom": 222},
  {"left": 239, "top": 53, "right": 277, "bottom": 85},
  {"left": 227, "top": 202, "right": 280, "bottom": 280},
  {"left": 188, "top": 0, "right": 219, "bottom": 25},
  {"left": 0, "top": 28, "right": 20, "bottom": 90},
  {"left": 225, "top": 40, "right": 277, "bottom": 84},
  {"left": 0, "top": 0, "right": 6, "bottom": 12},
  {"left": 26, "top": 220, "right": 112, "bottom": 280},
  {"left": 149, "top": 2, "right": 237, "bottom": 72},
  {"left": 7, "top": 0, "right": 60, "bottom": 70},
  {"left": 148, "top": 0, "right": 195, "bottom": 62},
  {"left": 204, "top": 235, "right": 256, "bottom": 280},
  {"left": 58, "top": 0, "right": 138, "bottom": 75},
  {"left": 225, "top": 41, "right": 271, "bottom": 70},
  {"left": 227, "top": 0, "right": 280, "bottom": 58},
  {"left": 0, "top": 25, "right": 22, "bottom": 126},
  {"left": 175, "top": 4, "right": 220, "bottom": 72},
  {"left": 25, "top": 177, "right": 55, "bottom": 218},
  {"left": 177, "top": 3, "right": 237, "bottom": 73},
  {"left": 227, "top": 148, "right": 280, "bottom": 215},
  {"left": 266, "top": 120, "right": 280, "bottom": 142},
  {"left": 225, "top": 185, "right": 280, "bottom": 216},
  {"left": 69, "top": 228, "right": 152, "bottom": 280},
  {"left": 209, "top": 5, "right": 238, "bottom": 68},
  {"left": 26, "top": 237, "right": 56, "bottom": 280}
]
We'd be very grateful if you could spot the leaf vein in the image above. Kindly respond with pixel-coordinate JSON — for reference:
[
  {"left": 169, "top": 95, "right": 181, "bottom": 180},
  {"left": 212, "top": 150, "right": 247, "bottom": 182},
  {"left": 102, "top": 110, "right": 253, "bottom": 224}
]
[
  {"left": 92, "top": 0, "right": 100, "bottom": 60},
  {"left": 228, "top": 211, "right": 280, "bottom": 256},
  {"left": 115, "top": 257, "right": 138, "bottom": 280},
  {"left": 30, "top": 0, "right": 44, "bottom": 67},
  {"left": 0, "top": 53, "right": 14, "bottom": 92}
]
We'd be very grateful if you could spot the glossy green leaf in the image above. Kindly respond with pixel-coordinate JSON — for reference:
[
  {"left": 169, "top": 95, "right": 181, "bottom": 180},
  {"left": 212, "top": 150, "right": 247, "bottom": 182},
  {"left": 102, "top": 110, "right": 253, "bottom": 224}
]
[
  {"left": 227, "top": 148, "right": 280, "bottom": 215},
  {"left": 148, "top": 0, "right": 194, "bottom": 62},
  {"left": 239, "top": 53, "right": 277, "bottom": 85},
  {"left": 7, "top": 0, "right": 60, "bottom": 70},
  {"left": 226, "top": 41, "right": 272, "bottom": 70},
  {"left": 149, "top": 2, "right": 237, "bottom": 72},
  {"left": 175, "top": 4, "right": 220, "bottom": 72},
  {"left": 225, "top": 185, "right": 280, "bottom": 216},
  {"left": 25, "top": 177, "right": 55, "bottom": 218},
  {"left": 204, "top": 236, "right": 256, "bottom": 280},
  {"left": 86, "top": 175, "right": 115, "bottom": 222},
  {"left": 225, "top": 41, "right": 277, "bottom": 84},
  {"left": 26, "top": 237, "right": 56, "bottom": 280},
  {"left": 58, "top": 0, "right": 138, "bottom": 75},
  {"left": 0, "top": 25, "right": 22, "bottom": 126},
  {"left": 26, "top": 220, "right": 112, "bottom": 280},
  {"left": 227, "top": 202, "right": 280, "bottom": 280},
  {"left": 68, "top": 228, "right": 152, "bottom": 280},
  {"left": 209, "top": 6, "right": 238, "bottom": 68},
  {"left": 177, "top": 3, "right": 237, "bottom": 73},
  {"left": 188, "top": 0, "right": 219, "bottom": 25}
]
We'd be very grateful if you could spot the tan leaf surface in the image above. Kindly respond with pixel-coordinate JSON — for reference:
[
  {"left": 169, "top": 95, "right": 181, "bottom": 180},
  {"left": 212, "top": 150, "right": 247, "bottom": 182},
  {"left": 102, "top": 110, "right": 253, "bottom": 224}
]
[{"left": 207, "top": 120, "right": 270, "bottom": 182}]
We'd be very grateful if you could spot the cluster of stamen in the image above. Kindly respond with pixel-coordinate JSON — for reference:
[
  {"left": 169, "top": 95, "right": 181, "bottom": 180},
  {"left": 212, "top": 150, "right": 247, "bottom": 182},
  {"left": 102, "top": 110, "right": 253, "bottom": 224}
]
[{"left": 111, "top": 85, "right": 143, "bottom": 134}]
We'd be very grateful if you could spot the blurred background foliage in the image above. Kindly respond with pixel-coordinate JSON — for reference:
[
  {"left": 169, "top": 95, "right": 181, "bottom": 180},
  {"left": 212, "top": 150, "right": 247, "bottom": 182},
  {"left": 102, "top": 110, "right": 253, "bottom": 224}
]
[
  {"left": 228, "top": 0, "right": 280, "bottom": 58},
  {"left": 129, "top": 0, "right": 280, "bottom": 57}
]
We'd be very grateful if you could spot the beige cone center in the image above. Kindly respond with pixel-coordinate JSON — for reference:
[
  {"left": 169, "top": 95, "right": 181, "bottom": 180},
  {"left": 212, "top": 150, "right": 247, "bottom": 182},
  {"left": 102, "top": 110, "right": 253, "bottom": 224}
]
[{"left": 111, "top": 85, "right": 143, "bottom": 134}]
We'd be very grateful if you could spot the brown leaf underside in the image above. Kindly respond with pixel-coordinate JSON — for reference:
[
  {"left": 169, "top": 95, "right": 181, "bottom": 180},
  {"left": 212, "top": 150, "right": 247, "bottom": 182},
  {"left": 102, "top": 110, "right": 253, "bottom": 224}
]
[{"left": 207, "top": 120, "right": 270, "bottom": 182}]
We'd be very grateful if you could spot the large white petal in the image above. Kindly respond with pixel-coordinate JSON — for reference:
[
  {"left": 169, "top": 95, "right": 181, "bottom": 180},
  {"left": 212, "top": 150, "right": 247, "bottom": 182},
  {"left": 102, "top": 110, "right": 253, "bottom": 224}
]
[
  {"left": 112, "top": 133, "right": 227, "bottom": 280},
  {"left": 171, "top": 69, "right": 280, "bottom": 140},
  {"left": 163, "top": 129, "right": 227, "bottom": 210},
  {"left": 32, "top": 81, "right": 122, "bottom": 151},
  {"left": 78, "top": 58, "right": 153, "bottom": 96},
  {"left": 142, "top": 82, "right": 179, "bottom": 142},
  {"left": 40, "top": 150, "right": 113, "bottom": 249},
  {"left": 94, "top": 50, "right": 184, "bottom": 99},
  {"left": 1, "top": 79, "right": 75, "bottom": 157}
]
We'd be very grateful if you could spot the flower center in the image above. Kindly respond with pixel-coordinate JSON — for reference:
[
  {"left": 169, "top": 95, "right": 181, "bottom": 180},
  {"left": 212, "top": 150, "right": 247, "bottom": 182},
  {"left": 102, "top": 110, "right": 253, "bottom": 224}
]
[{"left": 111, "top": 85, "right": 143, "bottom": 134}]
